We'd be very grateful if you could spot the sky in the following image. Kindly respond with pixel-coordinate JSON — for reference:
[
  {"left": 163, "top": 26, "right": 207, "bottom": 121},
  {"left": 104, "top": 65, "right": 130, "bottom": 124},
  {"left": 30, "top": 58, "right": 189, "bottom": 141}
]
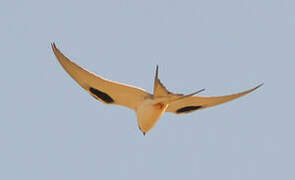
[{"left": 0, "top": 0, "right": 294, "bottom": 179}]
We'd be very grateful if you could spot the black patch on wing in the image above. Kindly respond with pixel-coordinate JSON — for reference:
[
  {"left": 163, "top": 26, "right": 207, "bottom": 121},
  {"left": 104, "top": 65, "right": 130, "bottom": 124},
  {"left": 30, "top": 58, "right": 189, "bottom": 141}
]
[
  {"left": 89, "top": 87, "right": 114, "bottom": 103},
  {"left": 176, "top": 106, "right": 202, "bottom": 113}
]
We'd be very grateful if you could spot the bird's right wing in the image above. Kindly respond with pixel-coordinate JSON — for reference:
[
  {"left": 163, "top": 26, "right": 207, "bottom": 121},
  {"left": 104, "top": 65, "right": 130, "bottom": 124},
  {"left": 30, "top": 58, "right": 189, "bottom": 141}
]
[
  {"left": 166, "top": 84, "right": 263, "bottom": 114},
  {"left": 52, "top": 43, "right": 151, "bottom": 110}
]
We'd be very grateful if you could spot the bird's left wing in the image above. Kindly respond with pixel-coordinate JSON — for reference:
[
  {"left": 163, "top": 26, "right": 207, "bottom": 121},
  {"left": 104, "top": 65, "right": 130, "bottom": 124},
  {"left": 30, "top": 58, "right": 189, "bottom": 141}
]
[
  {"left": 52, "top": 43, "right": 151, "bottom": 110},
  {"left": 166, "top": 84, "right": 263, "bottom": 114}
]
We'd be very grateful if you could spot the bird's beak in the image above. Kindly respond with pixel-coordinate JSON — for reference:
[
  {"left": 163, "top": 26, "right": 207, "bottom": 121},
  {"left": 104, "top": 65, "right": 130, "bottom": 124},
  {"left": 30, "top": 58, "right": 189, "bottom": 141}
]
[{"left": 142, "top": 132, "right": 146, "bottom": 136}]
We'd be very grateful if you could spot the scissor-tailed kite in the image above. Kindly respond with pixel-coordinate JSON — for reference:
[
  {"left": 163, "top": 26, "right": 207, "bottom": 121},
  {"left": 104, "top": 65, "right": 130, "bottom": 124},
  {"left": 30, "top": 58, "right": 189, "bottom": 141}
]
[{"left": 52, "top": 43, "right": 262, "bottom": 135}]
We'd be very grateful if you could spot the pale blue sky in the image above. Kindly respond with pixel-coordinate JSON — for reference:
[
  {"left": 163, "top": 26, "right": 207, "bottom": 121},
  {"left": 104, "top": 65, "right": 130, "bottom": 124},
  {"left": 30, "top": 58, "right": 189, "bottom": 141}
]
[{"left": 1, "top": 0, "right": 294, "bottom": 179}]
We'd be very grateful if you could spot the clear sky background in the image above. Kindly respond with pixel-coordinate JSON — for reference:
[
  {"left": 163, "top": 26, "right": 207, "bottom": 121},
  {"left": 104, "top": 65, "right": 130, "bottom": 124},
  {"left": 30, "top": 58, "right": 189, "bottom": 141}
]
[{"left": 1, "top": 0, "right": 294, "bottom": 179}]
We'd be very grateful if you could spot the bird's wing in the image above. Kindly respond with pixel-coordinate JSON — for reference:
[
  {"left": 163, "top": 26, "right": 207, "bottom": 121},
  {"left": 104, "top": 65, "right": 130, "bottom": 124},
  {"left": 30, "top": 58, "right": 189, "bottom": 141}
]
[
  {"left": 52, "top": 43, "right": 151, "bottom": 110},
  {"left": 166, "top": 84, "right": 263, "bottom": 114}
]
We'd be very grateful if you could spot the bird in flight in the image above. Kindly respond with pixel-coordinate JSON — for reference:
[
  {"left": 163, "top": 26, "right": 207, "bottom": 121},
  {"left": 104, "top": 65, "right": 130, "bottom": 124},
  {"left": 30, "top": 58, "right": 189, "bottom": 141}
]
[{"left": 51, "top": 43, "right": 262, "bottom": 135}]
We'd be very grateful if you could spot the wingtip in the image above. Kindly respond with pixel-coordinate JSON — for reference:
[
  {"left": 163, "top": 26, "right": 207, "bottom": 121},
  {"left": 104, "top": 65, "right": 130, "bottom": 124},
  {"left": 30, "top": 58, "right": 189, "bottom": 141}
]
[{"left": 241, "top": 83, "right": 264, "bottom": 96}]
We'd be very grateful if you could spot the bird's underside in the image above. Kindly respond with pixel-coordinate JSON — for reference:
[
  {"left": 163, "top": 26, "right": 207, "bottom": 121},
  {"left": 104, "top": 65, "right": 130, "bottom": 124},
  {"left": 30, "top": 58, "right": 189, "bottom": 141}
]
[{"left": 52, "top": 43, "right": 262, "bottom": 135}]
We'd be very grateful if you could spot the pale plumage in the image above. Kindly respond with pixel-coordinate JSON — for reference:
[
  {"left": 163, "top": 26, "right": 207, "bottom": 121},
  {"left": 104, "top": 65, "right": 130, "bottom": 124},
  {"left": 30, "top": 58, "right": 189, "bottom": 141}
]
[{"left": 52, "top": 43, "right": 262, "bottom": 135}]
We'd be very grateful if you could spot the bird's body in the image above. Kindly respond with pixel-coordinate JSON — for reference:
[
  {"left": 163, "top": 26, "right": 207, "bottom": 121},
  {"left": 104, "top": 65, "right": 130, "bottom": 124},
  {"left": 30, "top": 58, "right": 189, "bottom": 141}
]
[
  {"left": 136, "top": 99, "right": 168, "bottom": 134},
  {"left": 52, "top": 43, "right": 262, "bottom": 135}
]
